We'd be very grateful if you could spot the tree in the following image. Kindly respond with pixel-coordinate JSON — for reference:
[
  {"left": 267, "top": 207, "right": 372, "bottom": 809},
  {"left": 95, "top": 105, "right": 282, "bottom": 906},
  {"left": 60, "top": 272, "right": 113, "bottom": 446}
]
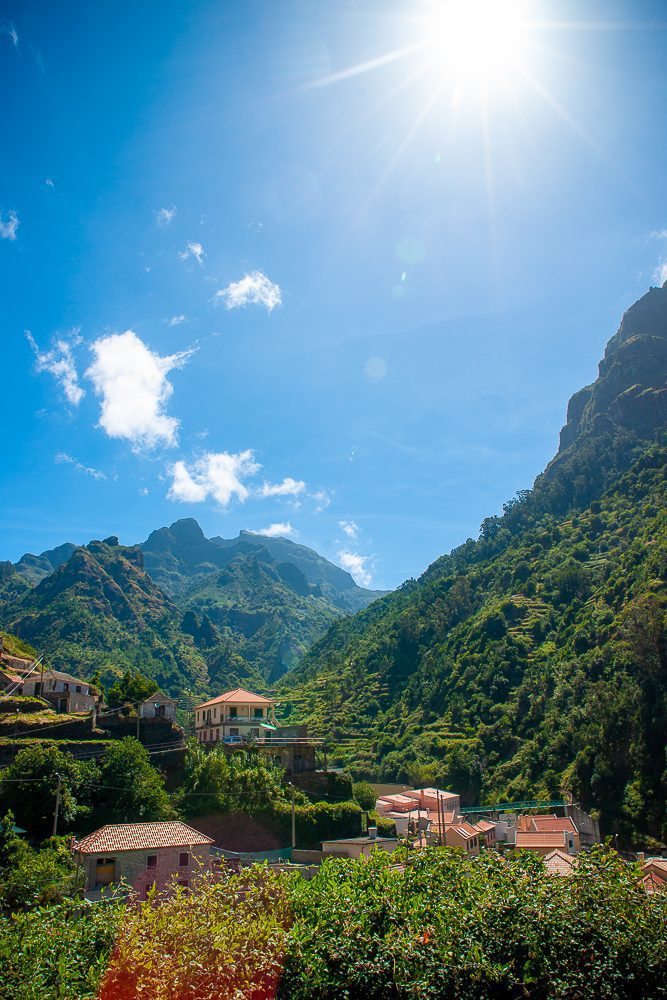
[
  {"left": 352, "top": 781, "right": 377, "bottom": 811},
  {"left": 92, "top": 738, "right": 173, "bottom": 826},
  {"left": 107, "top": 670, "right": 156, "bottom": 710},
  {"left": 0, "top": 746, "right": 97, "bottom": 839}
]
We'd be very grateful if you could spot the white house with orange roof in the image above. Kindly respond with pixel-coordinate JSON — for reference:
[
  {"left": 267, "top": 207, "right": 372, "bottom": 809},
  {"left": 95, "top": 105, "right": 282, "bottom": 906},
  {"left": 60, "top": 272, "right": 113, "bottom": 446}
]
[{"left": 194, "top": 687, "right": 277, "bottom": 744}]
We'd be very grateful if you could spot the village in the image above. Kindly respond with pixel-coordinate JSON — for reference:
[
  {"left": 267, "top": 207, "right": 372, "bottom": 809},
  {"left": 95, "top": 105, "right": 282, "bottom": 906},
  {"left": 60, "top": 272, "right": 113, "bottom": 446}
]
[{"left": 2, "top": 643, "right": 665, "bottom": 904}]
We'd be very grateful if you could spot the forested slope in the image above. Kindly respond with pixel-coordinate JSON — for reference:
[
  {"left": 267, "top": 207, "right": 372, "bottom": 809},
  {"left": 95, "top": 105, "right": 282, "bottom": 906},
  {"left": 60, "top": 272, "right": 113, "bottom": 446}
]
[{"left": 281, "top": 284, "right": 667, "bottom": 846}]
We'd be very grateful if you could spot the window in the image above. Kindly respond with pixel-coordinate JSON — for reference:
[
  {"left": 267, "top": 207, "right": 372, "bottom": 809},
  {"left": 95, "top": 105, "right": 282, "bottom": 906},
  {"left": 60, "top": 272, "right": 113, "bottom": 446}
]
[
  {"left": 216, "top": 728, "right": 220, "bottom": 739},
  {"left": 146, "top": 855, "right": 158, "bottom": 870},
  {"left": 250, "top": 728, "right": 260, "bottom": 738},
  {"left": 179, "top": 852, "right": 189, "bottom": 868},
  {"left": 229, "top": 707, "right": 238, "bottom": 718},
  {"left": 253, "top": 708, "right": 263, "bottom": 718},
  {"left": 95, "top": 858, "right": 116, "bottom": 886},
  {"left": 75, "top": 685, "right": 81, "bottom": 693},
  {"left": 229, "top": 727, "right": 239, "bottom": 736},
  {"left": 63, "top": 683, "right": 69, "bottom": 691}
]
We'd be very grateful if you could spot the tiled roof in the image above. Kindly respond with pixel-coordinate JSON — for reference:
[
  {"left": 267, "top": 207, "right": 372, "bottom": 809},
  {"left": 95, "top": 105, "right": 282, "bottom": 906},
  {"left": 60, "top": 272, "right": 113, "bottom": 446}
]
[
  {"left": 475, "top": 820, "right": 496, "bottom": 833},
  {"left": 449, "top": 823, "right": 478, "bottom": 841},
  {"left": 405, "top": 788, "right": 459, "bottom": 802},
  {"left": 74, "top": 821, "right": 213, "bottom": 854},
  {"left": 530, "top": 817, "right": 578, "bottom": 834},
  {"left": 377, "top": 794, "right": 415, "bottom": 807},
  {"left": 543, "top": 850, "right": 576, "bottom": 876},
  {"left": 640, "top": 871, "right": 667, "bottom": 894},
  {"left": 515, "top": 831, "right": 570, "bottom": 849},
  {"left": 195, "top": 687, "right": 274, "bottom": 710}
]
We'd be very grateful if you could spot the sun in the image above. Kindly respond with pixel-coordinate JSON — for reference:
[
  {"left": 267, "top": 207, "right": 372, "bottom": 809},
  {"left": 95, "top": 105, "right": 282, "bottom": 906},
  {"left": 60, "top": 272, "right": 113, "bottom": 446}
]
[{"left": 424, "top": 0, "right": 529, "bottom": 86}]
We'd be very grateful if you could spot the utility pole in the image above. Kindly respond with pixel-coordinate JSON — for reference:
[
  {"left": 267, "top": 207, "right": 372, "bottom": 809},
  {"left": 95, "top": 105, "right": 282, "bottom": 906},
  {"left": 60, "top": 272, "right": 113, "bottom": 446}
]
[
  {"left": 52, "top": 773, "right": 62, "bottom": 838},
  {"left": 438, "top": 792, "right": 444, "bottom": 847},
  {"left": 136, "top": 703, "right": 141, "bottom": 742},
  {"left": 290, "top": 784, "right": 296, "bottom": 851}
]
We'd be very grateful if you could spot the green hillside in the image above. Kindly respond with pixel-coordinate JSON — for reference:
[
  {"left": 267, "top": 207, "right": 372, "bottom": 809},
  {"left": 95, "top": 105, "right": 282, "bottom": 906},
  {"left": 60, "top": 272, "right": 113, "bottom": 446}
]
[{"left": 280, "top": 284, "right": 667, "bottom": 846}]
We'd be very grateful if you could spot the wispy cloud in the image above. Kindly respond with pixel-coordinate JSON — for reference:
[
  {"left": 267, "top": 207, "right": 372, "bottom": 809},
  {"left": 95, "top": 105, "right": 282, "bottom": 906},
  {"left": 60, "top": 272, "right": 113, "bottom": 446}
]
[
  {"left": 167, "top": 314, "right": 187, "bottom": 326},
  {"left": 86, "top": 330, "right": 194, "bottom": 449},
  {"left": 26, "top": 330, "right": 85, "bottom": 406},
  {"left": 168, "top": 450, "right": 260, "bottom": 506},
  {"left": 654, "top": 260, "right": 667, "bottom": 286},
  {"left": 311, "top": 489, "right": 331, "bottom": 512},
  {"left": 1, "top": 21, "right": 18, "bottom": 47},
  {"left": 647, "top": 229, "right": 667, "bottom": 240},
  {"left": 55, "top": 452, "right": 106, "bottom": 480},
  {"left": 156, "top": 205, "right": 177, "bottom": 226},
  {"left": 45, "top": 178, "right": 55, "bottom": 188},
  {"left": 252, "top": 522, "right": 296, "bottom": 538},
  {"left": 339, "top": 519, "right": 359, "bottom": 540},
  {"left": 179, "top": 241, "right": 205, "bottom": 265},
  {"left": 259, "top": 477, "right": 306, "bottom": 498},
  {"left": 214, "top": 271, "right": 282, "bottom": 311},
  {"left": 337, "top": 549, "right": 373, "bottom": 587},
  {"left": 0, "top": 210, "right": 19, "bottom": 240}
]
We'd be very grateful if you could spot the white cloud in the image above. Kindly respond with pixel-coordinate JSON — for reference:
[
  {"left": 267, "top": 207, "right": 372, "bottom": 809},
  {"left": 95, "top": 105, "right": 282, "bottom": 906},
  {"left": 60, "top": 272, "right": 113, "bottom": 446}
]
[
  {"left": 365, "top": 356, "right": 388, "bottom": 380},
  {"left": 45, "top": 178, "right": 54, "bottom": 188},
  {"left": 311, "top": 489, "right": 331, "bottom": 512},
  {"left": 337, "top": 549, "right": 372, "bottom": 587},
  {"left": 179, "top": 241, "right": 205, "bottom": 265},
  {"left": 339, "top": 519, "right": 359, "bottom": 540},
  {"left": 168, "top": 450, "right": 260, "bottom": 506},
  {"left": 214, "top": 271, "right": 282, "bottom": 311},
  {"left": 167, "top": 314, "right": 187, "bottom": 326},
  {"left": 138, "top": 487, "right": 150, "bottom": 496},
  {"left": 0, "top": 210, "right": 19, "bottom": 240},
  {"left": 55, "top": 452, "right": 105, "bottom": 480},
  {"left": 1, "top": 21, "right": 18, "bottom": 47},
  {"left": 648, "top": 229, "right": 667, "bottom": 240},
  {"left": 654, "top": 260, "right": 667, "bottom": 286},
  {"left": 27, "top": 330, "right": 85, "bottom": 405},
  {"left": 259, "top": 477, "right": 306, "bottom": 498},
  {"left": 86, "top": 330, "right": 194, "bottom": 449},
  {"left": 156, "top": 206, "right": 176, "bottom": 226},
  {"left": 252, "top": 522, "right": 296, "bottom": 538}
]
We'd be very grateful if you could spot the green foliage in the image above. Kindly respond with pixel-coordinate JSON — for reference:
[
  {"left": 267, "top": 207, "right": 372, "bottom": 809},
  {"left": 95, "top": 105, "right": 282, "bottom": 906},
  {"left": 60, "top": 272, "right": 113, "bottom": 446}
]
[
  {"left": 93, "top": 738, "right": 173, "bottom": 826},
  {"left": 99, "top": 869, "right": 289, "bottom": 1000},
  {"left": 0, "top": 632, "right": 37, "bottom": 660},
  {"left": 282, "top": 442, "right": 667, "bottom": 844},
  {"left": 352, "top": 780, "right": 378, "bottom": 811},
  {"left": 177, "top": 742, "right": 302, "bottom": 818},
  {"left": 14, "top": 847, "right": 665, "bottom": 999},
  {"left": 0, "top": 745, "right": 98, "bottom": 838},
  {"left": 107, "top": 670, "right": 157, "bottom": 709},
  {"left": 281, "top": 846, "right": 667, "bottom": 998},
  {"left": 0, "top": 898, "right": 123, "bottom": 999}
]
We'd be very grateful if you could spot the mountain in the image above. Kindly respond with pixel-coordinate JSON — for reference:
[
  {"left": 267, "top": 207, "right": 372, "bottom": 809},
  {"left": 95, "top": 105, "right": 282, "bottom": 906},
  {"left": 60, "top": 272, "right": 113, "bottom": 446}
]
[
  {"left": 0, "top": 537, "right": 208, "bottom": 695},
  {"left": 280, "top": 284, "right": 667, "bottom": 846},
  {"left": 141, "top": 518, "right": 384, "bottom": 611},
  {"left": 0, "top": 521, "right": 385, "bottom": 694}
]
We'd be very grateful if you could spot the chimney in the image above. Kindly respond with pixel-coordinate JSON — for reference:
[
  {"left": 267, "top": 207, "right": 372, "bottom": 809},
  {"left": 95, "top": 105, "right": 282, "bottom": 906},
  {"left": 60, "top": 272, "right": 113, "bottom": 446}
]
[
  {"left": 367, "top": 826, "right": 377, "bottom": 841},
  {"left": 637, "top": 852, "right": 645, "bottom": 864}
]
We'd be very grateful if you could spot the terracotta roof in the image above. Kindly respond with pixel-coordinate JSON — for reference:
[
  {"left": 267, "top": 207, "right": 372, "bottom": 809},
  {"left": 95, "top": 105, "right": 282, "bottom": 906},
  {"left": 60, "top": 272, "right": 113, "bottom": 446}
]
[
  {"left": 405, "top": 788, "right": 459, "bottom": 802},
  {"left": 530, "top": 817, "right": 578, "bottom": 834},
  {"left": 475, "top": 820, "right": 496, "bottom": 833},
  {"left": 449, "top": 823, "right": 478, "bottom": 841},
  {"left": 74, "top": 821, "right": 213, "bottom": 854},
  {"left": 195, "top": 687, "right": 274, "bottom": 710},
  {"left": 543, "top": 849, "right": 576, "bottom": 876},
  {"left": 640, "top": 871, "right": 667, "bottom": 894},
  {"left": 515, "top": 831, "right": 571, "bottom": 850},
  {"left": 377, "top": 794, "right": 415, "bottom": 807}
]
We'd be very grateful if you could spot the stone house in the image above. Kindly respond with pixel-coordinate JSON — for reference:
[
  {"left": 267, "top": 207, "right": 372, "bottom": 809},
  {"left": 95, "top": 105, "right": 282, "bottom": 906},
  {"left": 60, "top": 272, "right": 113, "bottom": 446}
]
[{"left": 73, "top": 821, "right": 214, "bottom": 900}]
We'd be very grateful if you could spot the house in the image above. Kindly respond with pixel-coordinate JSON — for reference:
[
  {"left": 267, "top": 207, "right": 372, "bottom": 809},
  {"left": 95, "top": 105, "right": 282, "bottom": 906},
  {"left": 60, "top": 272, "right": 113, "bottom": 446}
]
[
  {"left": 444, "top": 822, "right": 480, "bottom": 856},
  {"left": 515, "top": 830, "right": 578, "bottom": 856},
  {"left": 516, "top": 815, "right": 580, "bottom": 851},
  {"left": 404, "top": 787, "right": 461, "bottom": 815},
  {"left": 639, "top": 857, "right": 667, "bottom": 894},
  {"left": 139, "top": 691, "right": 177, "bottom": 720},
  {"left": 542, "top": 849, "right": 576, "bottom": 876},
  {"left": 382, "top": 808, "right": 431, "bottom": 839},
  {"left": 194, "top": 688, "right": 278, "bottom": 744},
  {"left": 73, "top": 821, "right": 214, "bottom": 900},
  {"left": 473, "top": 819, "right": 497, "bottom": 848},
  {"left": 321, "top": 828, "right": 399, "bottom": 860},
  {"left": 18, "top": 667, "right": 98, "bottom": 714}
]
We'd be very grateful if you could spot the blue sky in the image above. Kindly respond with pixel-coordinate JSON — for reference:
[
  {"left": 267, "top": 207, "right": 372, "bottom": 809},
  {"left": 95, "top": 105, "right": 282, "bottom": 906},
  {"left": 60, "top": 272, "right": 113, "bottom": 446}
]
[{"left": 1, "top": 0, "right": 667, "bottom": 590}]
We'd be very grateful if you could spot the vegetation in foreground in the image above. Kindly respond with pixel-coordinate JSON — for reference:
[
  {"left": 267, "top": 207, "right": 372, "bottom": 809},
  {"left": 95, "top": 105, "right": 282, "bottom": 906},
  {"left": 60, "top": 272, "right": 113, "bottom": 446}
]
[{"left": 0, "top": 846, "right": 665, "bottom": 999}]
